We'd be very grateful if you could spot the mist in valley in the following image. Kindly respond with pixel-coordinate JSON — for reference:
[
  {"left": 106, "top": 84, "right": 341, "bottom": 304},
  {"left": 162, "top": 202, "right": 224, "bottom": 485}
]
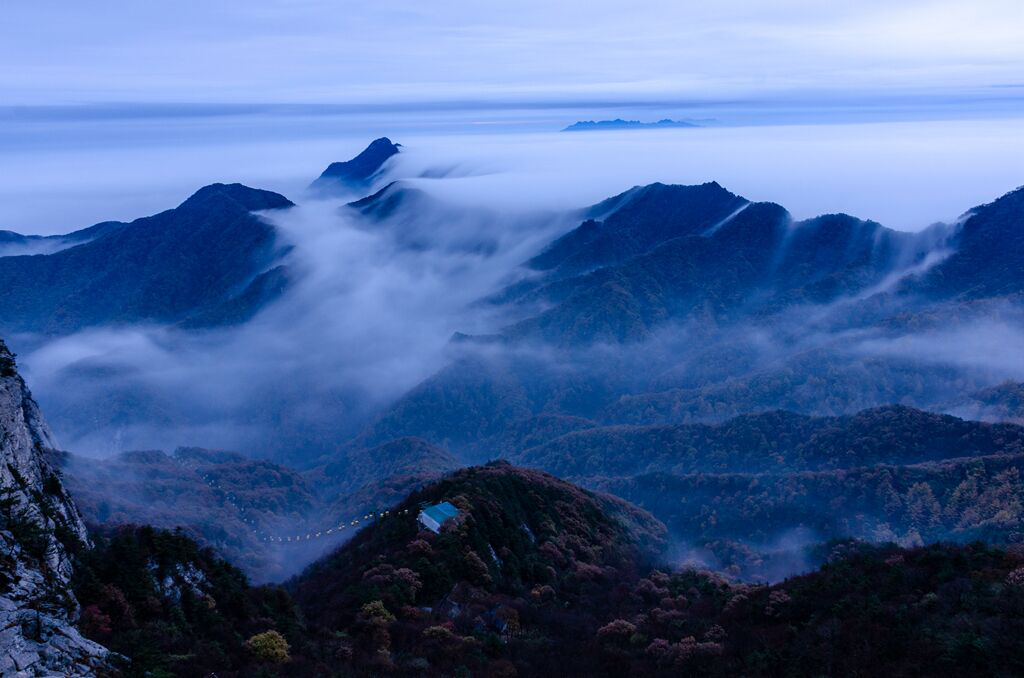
[
  {"left": 7, "top": 3, "right": 1024, "bottom": 673},
  {"left": 6, "top": 118, "right": 1023, "bottom": 460},
  {"left": 5, "top": 117, "right": 1024, "bottom": 584}
]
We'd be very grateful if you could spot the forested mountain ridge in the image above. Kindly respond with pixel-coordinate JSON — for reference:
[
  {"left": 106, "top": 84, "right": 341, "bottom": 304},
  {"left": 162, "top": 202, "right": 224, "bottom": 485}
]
[
  {"left": 511, "top": 405, "right": 1024, "bottom": 478},
  {"left": 914, "top": 184, "right": 1024, "bottom": 299},
  {"left": 0, "top": 183, "right": 294, "bottom": 333},
  {"left": 500, "top": 184, "right": 952, "bottom": 345},
  {"left": 360, "top": 180, "right": 1023, "bottom": 460},
  {"left": 61, "top": 460, "right": 1024, "bottom": 677}
]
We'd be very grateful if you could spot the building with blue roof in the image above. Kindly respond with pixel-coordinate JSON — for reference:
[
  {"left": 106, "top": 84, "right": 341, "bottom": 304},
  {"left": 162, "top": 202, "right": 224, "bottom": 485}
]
[{"left": 418, "top": 501, "right": 459, "bottom": 533}]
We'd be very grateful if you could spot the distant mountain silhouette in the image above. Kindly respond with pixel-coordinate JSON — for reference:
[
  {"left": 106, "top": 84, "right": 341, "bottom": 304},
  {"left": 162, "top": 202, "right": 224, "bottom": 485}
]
[
  {"left": 562, "top": 118, "right": 700, "bottom": 131},
  {"left": 309, "top": 137, "right": 401, "bottom": 193},
  {"left": 0, "top": 183, "right": 294, "bottom": 334}
]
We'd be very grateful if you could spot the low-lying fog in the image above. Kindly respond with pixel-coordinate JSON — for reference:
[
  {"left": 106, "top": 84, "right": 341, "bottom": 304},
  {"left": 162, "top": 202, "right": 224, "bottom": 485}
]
[
  {"left": 4, "top": 108, "right": 1024, "bottom": 462},
  {"left": 18, "top": 191, "right": 574, "bottom": 459}
]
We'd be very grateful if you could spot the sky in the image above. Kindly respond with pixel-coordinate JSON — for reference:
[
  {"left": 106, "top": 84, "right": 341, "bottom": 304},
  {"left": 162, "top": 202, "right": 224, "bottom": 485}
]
[
  {"left": 3, "top": 0, "right": 1024, "bottom": 105},
  {"left": 2, "top": 1, "right": 1023, "bottom": 234}
]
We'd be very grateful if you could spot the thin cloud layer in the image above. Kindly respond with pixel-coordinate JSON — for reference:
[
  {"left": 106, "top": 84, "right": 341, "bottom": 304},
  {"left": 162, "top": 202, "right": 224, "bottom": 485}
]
[{"left": 3, "top": 1, "right": 1024, "bottom": 103}]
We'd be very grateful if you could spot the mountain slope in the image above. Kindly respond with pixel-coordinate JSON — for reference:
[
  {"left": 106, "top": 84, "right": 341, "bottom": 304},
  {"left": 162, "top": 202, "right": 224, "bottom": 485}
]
[
  {"left": 917, "top": 185, "right": 1024, "bottom": 298},
  {"left": 513, "top": 405, "right": 1024, "bottom": 477},
  {"left": 317, "top": 437, "right": 460, "bottom": 493},
  {"left": 0, "top": 221, "right": 126, "bottom": 257},
  {"left": 527, "top": 182, "right": 750, "bottom": 277},
  {"left": 287, "top": 462, "right": 1024, "bottom": 676},
  {"left": 74, "top": 524, "right": 308, "bottom": 677},
  {"left": 595, "top": 450, "right": 1024, "bottom": 578},
  {"left": 362, "top": 181, "right": 1020, "bottom": 451},
  {"left": 55, "top": 446, "right": 318, "bottom": 582},
  {"left": 310, "top": 137, "right": 401, "bottom": 193},
  {"left": 0, "top": 340, "right": 111, "bottom": 675},
  {"left": 289, "top": 461, "right": 666, "bottom": 673},
  {"left": 0, "top": 183, "right": 294, "bottom": 334},
  {"left": 505, "top": 185, "right": 943, "bottom": 345}
]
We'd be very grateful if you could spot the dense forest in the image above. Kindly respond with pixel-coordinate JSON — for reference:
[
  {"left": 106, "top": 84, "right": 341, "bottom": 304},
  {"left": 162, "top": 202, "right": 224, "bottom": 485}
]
[
  {"left": 72, "top": 463, "right": 1024, "bottom": 677},
  {"left": 513, "top": 405, "right": 1024, "bottom": 477},
  {"left": 74, "top": 526, "right": 305, "bottom": 677}
]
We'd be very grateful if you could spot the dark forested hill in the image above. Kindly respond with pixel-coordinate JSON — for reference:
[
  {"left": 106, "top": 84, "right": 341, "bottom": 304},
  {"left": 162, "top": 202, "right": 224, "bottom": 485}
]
[
  {"left": 512, "top": 405, "right": 1024, "bottom": 477},
  {"left": 282, "top": 463, "right": 1024, "bottom": 677},
  {"left": 916, "top": 185, "right": 1024, "bottom": 299},
  {"left": 289, "top": 461, "right": 667, "bottom": 673},
  {"left": 61, "top": 462, "right": 1024, "bottom": 677},
  {"left": 0, "top": 183, "right": 294, "bottom": 333}
]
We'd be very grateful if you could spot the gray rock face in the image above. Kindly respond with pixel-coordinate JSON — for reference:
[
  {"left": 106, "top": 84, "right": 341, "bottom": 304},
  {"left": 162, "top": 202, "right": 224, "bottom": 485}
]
[{"left": 1, "top": 340, "right": 112, "bottom": 676}]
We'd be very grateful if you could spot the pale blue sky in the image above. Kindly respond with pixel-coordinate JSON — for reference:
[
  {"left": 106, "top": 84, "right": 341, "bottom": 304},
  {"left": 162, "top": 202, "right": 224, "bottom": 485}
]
[
  {"left": 3, "top": 0, "right": 1024, "bottom": 104},
  {"left": 3, "top": 1, "right": 1024, "bottom": 236}
]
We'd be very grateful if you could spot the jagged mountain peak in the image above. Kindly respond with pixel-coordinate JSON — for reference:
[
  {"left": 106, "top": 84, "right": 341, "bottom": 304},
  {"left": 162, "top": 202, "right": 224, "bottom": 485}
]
[{"left": 310, "top": 137, "right": 402, "bottom": 193}]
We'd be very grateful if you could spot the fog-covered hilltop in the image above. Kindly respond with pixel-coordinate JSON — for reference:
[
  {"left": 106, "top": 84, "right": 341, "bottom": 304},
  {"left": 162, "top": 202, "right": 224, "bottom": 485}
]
[
  {"left": 309, "top": 136, "right": 401, "bottom": 194},
  {"left": 359, "top": 178, "right": 1024, "bottom": 459},
  {"left": 53, "top": 446, "right": 320, "bottom": 582}
]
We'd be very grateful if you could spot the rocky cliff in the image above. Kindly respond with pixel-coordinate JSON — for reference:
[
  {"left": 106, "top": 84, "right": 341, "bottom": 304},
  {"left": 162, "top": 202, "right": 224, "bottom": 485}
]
[{"left": 0, "top": 340, "right": 111, "bottom": 676}]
